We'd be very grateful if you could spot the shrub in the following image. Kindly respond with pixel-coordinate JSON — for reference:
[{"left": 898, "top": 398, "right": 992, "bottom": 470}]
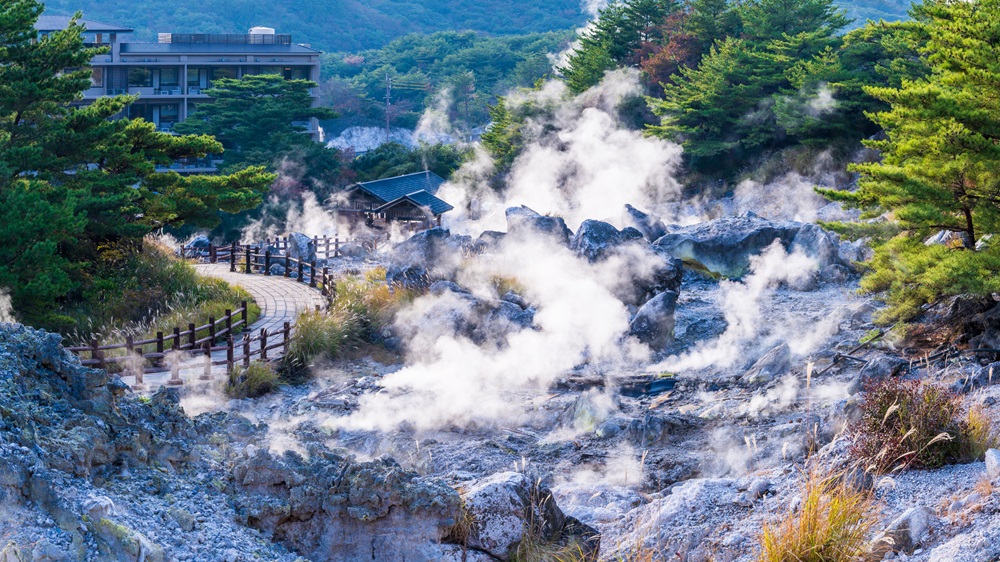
[
  {"left": 286, "top": 307, "right": 365, "bottom": 367},
  {"left": 61, "top": 239, "right": 260, "bottom": 343},
  {"left": 226, "top": 361, "right": 280, "bottom": 398},
  {"left": 850, "top": 379, "right": 997, "bottom": 474},
  {"left": 757, "top": 469, "right": 878, "bottom": 562},
  {"left": 287, "top": 268, "right": 417, "bottom": 367}
]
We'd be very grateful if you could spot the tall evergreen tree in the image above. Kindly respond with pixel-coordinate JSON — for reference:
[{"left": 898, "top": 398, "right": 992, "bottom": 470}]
[
  {"left": 823, "top": 0, "right": 1000, "bottom": 322},
  {"left": 0, "top": 0, "right": 274, "bottom": 324}
]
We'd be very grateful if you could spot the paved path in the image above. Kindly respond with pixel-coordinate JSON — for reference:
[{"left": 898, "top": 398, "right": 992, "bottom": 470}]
[{"left": 121, "top": 264, "right": 326, "bottom": 391}]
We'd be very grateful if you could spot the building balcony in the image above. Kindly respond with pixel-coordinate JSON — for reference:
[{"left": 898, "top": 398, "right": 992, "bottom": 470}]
[{"left": 153, "top": 86, "right": 183, "bottom": 96}]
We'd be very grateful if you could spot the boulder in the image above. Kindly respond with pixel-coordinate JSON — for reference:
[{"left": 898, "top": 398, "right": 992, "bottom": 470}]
[
  {"left": 182, "top": 234, "right": 212, "bottom": 258},
  {"left": 389, "top": 227, "right": 470, "bottom": 282},
  {"left": 925, "top": 230, "right": 970, "bottom": 248},
  {"left": 461, "top": 472, "right": 584, "bottom": 561},
  {"left": 966, "top": 303, "right": 1000, "bottom": 354},
  {"left": 741, "top": 344, "right": 791, "bottom": 387},
  {"left": 654, "top": 213, "right": 842, "bottom": 278},
  {"left": 624, "top": 204, "right": 667, "bottom": 242},
  {"left": 287, "top": 232, "right": 316, "bottom": 263},
  {"left": 847, "top": 354, "right": 908, "bottom": 395},
  {"left": 505, "top": 206, "right": 573, "bottom": 246},
  {"left": 629, "top": 291, "right": 678, "bottom": 349},
  {"left": 986, "top": 448, "right": 1000, "bottom": 480},
  {"left": 570, "top": 220, "right": 643, "bottom": 263},
  {"left": 386, "top": 265, "right": 430, "bottom": 291},
  {"left": 338, "top": 242, "right": 367, "bottom": 259},
  {"left": 398, "top": 286, "right": 534, "bottom": 348},
  {"left": 268, "top": 263, "right": 286, "bottom": 277},
  {"left": 473, "top": 230, "right": 506, "bottom": 253},
  {"left": 878, "top": 506, "right": 935, "bottom": 554}
]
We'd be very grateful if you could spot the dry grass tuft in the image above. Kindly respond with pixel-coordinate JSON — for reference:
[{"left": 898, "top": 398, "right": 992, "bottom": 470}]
[
  {"left": 287, "top": 267, "right": 417, "bottom": 367},
  {"left": 757, "top": 469, "right": 879, "bottom": 562},
  {"left": 850, "top": 379, "right": 997, "bottom": 475},
  {"left": 226, "top": 361, "right": 280, "bottom": 399}
]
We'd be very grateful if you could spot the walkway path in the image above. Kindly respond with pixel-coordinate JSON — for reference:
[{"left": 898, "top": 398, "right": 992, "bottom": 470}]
[{"left": 120, "top": 264, "right": 326, "bottom": 390}]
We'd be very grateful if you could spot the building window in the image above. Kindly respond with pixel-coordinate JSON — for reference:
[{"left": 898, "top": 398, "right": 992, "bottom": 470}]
[
  {"left": 158, "top": 104, "right": 179, "bottom": 125},
  {"left": 128, "top": 67, "right": 152, "bottom": 87},
  {"left": 128, "top": 103, "right": 152, "bottom": 121},
  {"left": 258, "top": 66, "right": 282, "bottom": 75},
  {"left": 187, "top": 68, "right": 201, "bottom": 86},
  {"left": 91, "top": 67, "right": 104, "bottom": 87},
  {"left": 209, "top": 67, "right": 237, "bottom": 84},
  {"left": 159, "top": 68, "right": 180, "bottom": 87},
  {"left": 284, "top": 66, "right": 309, "bottom": 80}
]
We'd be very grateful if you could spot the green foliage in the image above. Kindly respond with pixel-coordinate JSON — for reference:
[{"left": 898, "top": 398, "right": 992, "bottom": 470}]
[
  {"left": 40, "top": 0, "right": 586, "bottom": 52},
  {"left": 350, "top": 142, "right": 469, "bottom": 182},
  {"left": 322, "top": 31, "right": 569, "bottom": 130},
  {"left": 823, "top": 1, "right": 1000, "bottom": 321},
  {"left": 850, "top": 378, "right": 996, "bottom": 475},
  {"left": 647, "top": 0, "right": 853, "bottom": 168},
  {"left": 287, "top": 268, "right": 417, "bottom": 366},
  {"left": 0, "top": 1, "right": 275, "bottom": 326},
  {"left": 174, "top": 74, "right": 339, "bottom": 175},
  {"left": 226, "top": 361, "right": 280, "bottom": 399},
  {"left": 60, "top": 240, "right": 260, "bottom": 340}
]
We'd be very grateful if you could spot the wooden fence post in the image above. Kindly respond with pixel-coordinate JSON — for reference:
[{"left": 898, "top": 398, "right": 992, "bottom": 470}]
[
  {"left": 335, "top": 236, "right": 340, "bottom": 257},
  {"left": 264, "top": 250, "right": 271, "bottom": 276},
  {"left": 188, "top": 323, "right": 196, "bottom": 349},
  {"left": 226, "top": 335, "right": 235, "bottom": 372},
  {"left": 322, "top": 267, "right": 330, "bottom": 296},
  {"left": 156, "top": 331, "right": 164, "bottom": 355},
  {"left": 172, "top": 327, "right": 180, "bottom": 350},
  {"left": 297, "top": 260, "right": 304, "bottom": 283},
  {"left": 208, "top": 316, "right": 216, "bottom": 344},
  {"left": 91, "top": 339, "right": 105, "bottom": 370},
  {"left": 310, "top": 259, "right": 317, "bottom": 287},
  {"left": 225, "top": 309, "right": 232, "bottom": 337},
  {"left": 260, "top": 328, "right": 268, "bottom": 361},
  {"left": 242, "top": 334, "right": 250, "bottom": 368},
  {"left": 244, "top": 246, "right": 251, "bottom": 274},
  {"left": 230, "top": 242, "right": 237, "bottom": 272},
  {"left": 284, "top": 253, "right": 291, "bottom": 278},
  {"left": 200, "top": 341, "right": 212, "bottom": 381},
  {"left": 209, "top": 243, "right": 216, "bottom": 264},
  {"left": 323, "top": 235, "right": 330, "bottom": 259},
  {"left": 241, "top": 301, "right": 248, "bottom": 328},
  {"left": 283, "top": 322, "right": 290, "bottom": 355}
]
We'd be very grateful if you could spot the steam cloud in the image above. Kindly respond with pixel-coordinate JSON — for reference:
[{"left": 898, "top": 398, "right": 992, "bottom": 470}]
[
  {"left": 0, "top": 288, "right": 14, "bottom": 323},
  {"left": 438, "top": 68, "right": 684, "bottom": 234}
]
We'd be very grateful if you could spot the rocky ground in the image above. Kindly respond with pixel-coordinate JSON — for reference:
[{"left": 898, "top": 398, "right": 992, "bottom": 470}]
[{"left": 7, "top": 204, "right": 1000, "bottom": 561}]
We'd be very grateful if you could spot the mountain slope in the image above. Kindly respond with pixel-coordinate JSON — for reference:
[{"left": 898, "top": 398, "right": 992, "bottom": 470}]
[{"left": 41, "top": 0, "right": 586, "bottom": 52}]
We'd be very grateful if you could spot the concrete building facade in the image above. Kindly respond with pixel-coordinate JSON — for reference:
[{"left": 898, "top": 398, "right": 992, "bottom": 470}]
[{"left": 35, "top": 16, "right": 323, "bottom": 172}]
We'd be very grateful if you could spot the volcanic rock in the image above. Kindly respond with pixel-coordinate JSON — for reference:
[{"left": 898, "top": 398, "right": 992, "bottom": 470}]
[{"left": 505, "top": 206, "right": 573, "bottom": 246}]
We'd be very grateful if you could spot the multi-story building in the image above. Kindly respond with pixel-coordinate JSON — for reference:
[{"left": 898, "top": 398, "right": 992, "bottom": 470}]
[{"left": 35, "top": 16, "right": 323, "bottom": 172}]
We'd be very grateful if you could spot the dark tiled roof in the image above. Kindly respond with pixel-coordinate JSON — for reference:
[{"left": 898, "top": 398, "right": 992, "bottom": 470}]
[
  {"left": 36, "top": 15, "right": 133, "bottom": 33},
  {"left": 120, "top": 43, "right": 319, "bottom": 54},
  {"left": 374, "top": 192, "right": 454, "bottom": 216},
  {"left": 356, "top": 171, "right": 446, "bottom": 202}
]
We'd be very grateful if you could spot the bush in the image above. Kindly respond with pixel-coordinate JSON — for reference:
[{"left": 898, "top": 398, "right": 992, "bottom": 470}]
[
  {"left": 757, "top": 469, "right": 878, "bottom": 562},
  {"left": 287, "top": 268, "right": 418, "bottom": 367},
  {"left": 226, "top": 361, "right": 280, "bottom": 399},
  {"left": 59, "top": 238, "right": 260, "bottom": 342},
  {"left": 850, "top": 379, "right": 998, "bottom": 474}
]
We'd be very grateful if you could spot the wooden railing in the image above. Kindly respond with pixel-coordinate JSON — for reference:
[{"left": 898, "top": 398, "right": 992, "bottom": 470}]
[
  {"left": 65, "top": 302, "right": 293, "bottom": 388},
  {"left": 204, "top": 235, "right": 383, "bottom": 264}
]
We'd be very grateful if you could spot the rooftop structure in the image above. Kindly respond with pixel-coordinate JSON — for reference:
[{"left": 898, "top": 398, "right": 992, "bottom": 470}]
[{"left": 333, "top": 171, "right": 454, "bottom": 230}]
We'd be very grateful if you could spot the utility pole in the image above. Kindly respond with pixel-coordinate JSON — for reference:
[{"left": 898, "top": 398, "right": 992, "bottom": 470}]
[{"left": 385, "top": 72, "right": 392, "bottom": 143}]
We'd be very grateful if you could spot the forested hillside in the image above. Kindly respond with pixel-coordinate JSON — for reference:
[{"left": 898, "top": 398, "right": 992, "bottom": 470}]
[
  {"left": 42, "top": 0, "right": 909, "bottom": 53},
  {"left": 321, "top": 31, "right": 572, "bottom": 133},
  {"left": 39, "top": 0, "right": 584, "bottom": 51}
]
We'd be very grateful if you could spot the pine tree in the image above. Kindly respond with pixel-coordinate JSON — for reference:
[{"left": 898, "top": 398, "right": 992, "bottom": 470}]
[
  {"left": 822, "top": 0, "right": 1000, "bottom": 322},
  {"left": 0, "top": 0, "right": 275, "bottom": 324}
]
